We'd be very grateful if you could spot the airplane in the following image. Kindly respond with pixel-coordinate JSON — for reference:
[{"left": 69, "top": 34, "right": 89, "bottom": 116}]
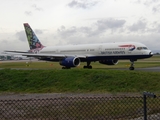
[{"left": 5, "top": 23, "right": 153, "bottom": 70}]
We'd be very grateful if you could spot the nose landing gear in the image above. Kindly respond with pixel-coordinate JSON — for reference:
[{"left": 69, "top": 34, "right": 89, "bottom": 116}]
[{"left": 129, "top": 59, "right": 136, "bottom": 70}]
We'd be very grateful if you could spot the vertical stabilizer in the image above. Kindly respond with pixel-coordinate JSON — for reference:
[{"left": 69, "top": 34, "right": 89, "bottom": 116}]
[{"left": 23, "top": 23, "right": 44, "bottom": 53}]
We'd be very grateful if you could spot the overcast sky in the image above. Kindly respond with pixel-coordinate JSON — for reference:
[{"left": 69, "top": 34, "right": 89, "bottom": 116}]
[{"left": 0, "top": 0, "right": 160, "bottom": 52}]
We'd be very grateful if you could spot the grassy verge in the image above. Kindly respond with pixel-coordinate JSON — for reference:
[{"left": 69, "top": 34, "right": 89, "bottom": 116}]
[{"left": 0, "top": 69, "right": 160, "bottom": 93}]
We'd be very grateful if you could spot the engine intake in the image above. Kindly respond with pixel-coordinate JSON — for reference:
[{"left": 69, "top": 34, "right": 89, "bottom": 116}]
[
  {"left": 99, "top": 59, "right": 118, "bottom": 65},
  {"left": 60, "top": 57, "right": 80, "bottom": 67}
]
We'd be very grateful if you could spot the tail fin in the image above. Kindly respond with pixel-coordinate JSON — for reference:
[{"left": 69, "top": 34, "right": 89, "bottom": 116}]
[{"left": 23, "top": 23, "right": 45, "bottom": 53}]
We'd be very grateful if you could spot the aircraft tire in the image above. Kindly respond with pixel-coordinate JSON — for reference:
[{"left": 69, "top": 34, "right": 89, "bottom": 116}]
[
  {"left": 129, "top": 67, "right": 134, "bottom": 70},
  {"left": 83, "top": 66, "right": 92, "bottom": 69},
  {"left": 88, "top": 66, "right": 92, "bottom": 69},
  {"left": 83, "top": 66, "right": 87, "bottom": 69}
]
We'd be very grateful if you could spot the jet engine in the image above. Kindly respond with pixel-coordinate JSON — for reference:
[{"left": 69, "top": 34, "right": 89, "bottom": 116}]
[
  {"left": 60, "top": 57, "right": 80, "bottom": 68},
  {"left": 99, "top": 60, "right": 118, "bottom": 65}
]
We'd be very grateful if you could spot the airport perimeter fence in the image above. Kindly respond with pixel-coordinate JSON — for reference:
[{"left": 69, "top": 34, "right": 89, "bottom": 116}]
[{"left": 0, "top": 92, "right": 160, "bottom": 120}]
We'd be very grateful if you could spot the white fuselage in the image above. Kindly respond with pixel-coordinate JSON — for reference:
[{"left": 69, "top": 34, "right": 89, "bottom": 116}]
[{"left": 39, "top": 42, "right": 152, "bottom": 61}]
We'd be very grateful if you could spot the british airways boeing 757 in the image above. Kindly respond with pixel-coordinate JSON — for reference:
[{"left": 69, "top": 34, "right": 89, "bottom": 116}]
[{"left": 5, "top": 23, "right": 153, "bottom": 70}]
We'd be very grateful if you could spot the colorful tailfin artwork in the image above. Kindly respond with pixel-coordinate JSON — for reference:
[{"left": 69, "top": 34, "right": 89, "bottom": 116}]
[{"left": 23, "top": 23, "right": 45, "bottom": 53}]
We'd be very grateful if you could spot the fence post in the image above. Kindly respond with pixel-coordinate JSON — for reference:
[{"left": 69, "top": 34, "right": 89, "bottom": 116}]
[{"left": 143, "top": 91, "right": 156, "bottom": 120}]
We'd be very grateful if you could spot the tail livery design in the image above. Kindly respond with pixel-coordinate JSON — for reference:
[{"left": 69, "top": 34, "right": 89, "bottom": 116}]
[{"left": 24, "top": 23, "right": 45, "bottom": 53}]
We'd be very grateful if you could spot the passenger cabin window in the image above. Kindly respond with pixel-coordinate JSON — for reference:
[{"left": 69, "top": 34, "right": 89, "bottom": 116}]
[{"left": 137, "top": 47, "right": 148, "bottom": 50}]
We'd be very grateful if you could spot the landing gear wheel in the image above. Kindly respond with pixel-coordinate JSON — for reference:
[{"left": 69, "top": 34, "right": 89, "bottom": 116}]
[
  {"left": 129, "top": 59, "right": 136, "bottom": 70},
  {"left": 83, "top": 66, "right": 92, "bottom": 69},
  {"left": 83, "top": 61, "right": 92, "bottom": 69},
  {"left": 89, "top": 66, "right": 92, "bottom": 69},
  {"left": 83, "top": 66, "right": 87, "bottom": 69},
  {"left": 62, "top": 67, "right": 71, "bottom": 69},
  {"left": 129, "top": 67, "right": 134, "bottom": 70}
]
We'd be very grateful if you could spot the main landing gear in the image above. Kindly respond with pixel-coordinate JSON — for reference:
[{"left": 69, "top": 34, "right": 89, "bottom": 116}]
[
  {"left": 129, "top": 59, "right": 136, "bottom": 70},
  {"left": 83, "top": 61, "right": 92, "bottom": 69}
]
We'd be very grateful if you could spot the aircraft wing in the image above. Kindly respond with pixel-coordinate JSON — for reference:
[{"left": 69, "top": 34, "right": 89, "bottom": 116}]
[
  {"left": 21, "top": 53, "right": 87, "bottom": 58},
  {"left": 5, "top": 51, "right": 87, "bottom": 58}
]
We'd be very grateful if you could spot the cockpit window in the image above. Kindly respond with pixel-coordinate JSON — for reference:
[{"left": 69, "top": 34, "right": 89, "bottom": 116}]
[
  {"left": 143, "top": 47, "right": 148, "bottom": 50},
  {"left": 137, "top": 47, "right": 148, "bottom": 50},
  {"left": 137, "top": 47, "right": 142, "bottom": 50}
]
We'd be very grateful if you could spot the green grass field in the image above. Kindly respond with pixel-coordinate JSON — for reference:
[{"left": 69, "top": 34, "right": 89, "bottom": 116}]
[
  {"left": 0, "top": 68, "right": 160, "bottom": 93},
  {"left": 0, "top": 55, "right": 160, "bottom": 93}
]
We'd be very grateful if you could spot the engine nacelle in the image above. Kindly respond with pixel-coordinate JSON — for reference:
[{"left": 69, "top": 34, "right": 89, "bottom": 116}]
[
  {"left": 99, "top": 60, "right": 118, "bottom": 65},
  {"left": 60, "top": 57, "right": 80, "bottom": 67}
]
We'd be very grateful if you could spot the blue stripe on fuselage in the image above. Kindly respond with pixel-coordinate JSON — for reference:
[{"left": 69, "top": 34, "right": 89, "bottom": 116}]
[
  {"left": 80, "top": 54, "right": 153, "bottom": 62},
  {"left": 38, "top": 54, "right": 152, "bottom": 62}
]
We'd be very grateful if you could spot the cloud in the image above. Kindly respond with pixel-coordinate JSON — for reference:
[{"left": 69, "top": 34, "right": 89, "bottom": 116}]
[
  {"left": 32, "top": 4, "right": 43, "bottom": 11},
  {"left": 68, "top": 0, "right": 98, "bottom": 9},
  {"left": 57, "top": 26, "right": 78, "bottom": 38},
  {"left": 57, "top": 18, "right": 126, "bottom": 39},
  {"left": 24, "top": 11, "right": 32, "bottom": 16},
  {"left": 1, "top": 40, "right": 8, "bottom": 44},
  {"left": 57, "top": 24, "right": 95, "bottom": 39},
  {"left": 55, "top": 18, "right": 160, "bottom": 48},
  {"left": 152, "top": 4, "right": 160, "bottom": 13},
  {"left": 24, "top": 4, "right": 43, "bottom": 16},
  {"left": 16, "top": 31, "right": 26, "bottom": 42},
  {"left": 131, "top": 0, "right": 141, "bottom": 4},
  {"left": 155, "top": 24, "right": 160, "bottom": 33},
  {"left": 128, "top": 20, "right": 147, "bottom": 32},
  {"left": 79, "top": 26, "right": 92, "bottom": 35},
  {"left": 35, "top": 29, "right": 43, "bottom": 34},
  {"left": 144, "top": 0, "right": 159, "bottom": 6},
  {"left": 96, "top": 18, "right": 126, "bottom": 31}
]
